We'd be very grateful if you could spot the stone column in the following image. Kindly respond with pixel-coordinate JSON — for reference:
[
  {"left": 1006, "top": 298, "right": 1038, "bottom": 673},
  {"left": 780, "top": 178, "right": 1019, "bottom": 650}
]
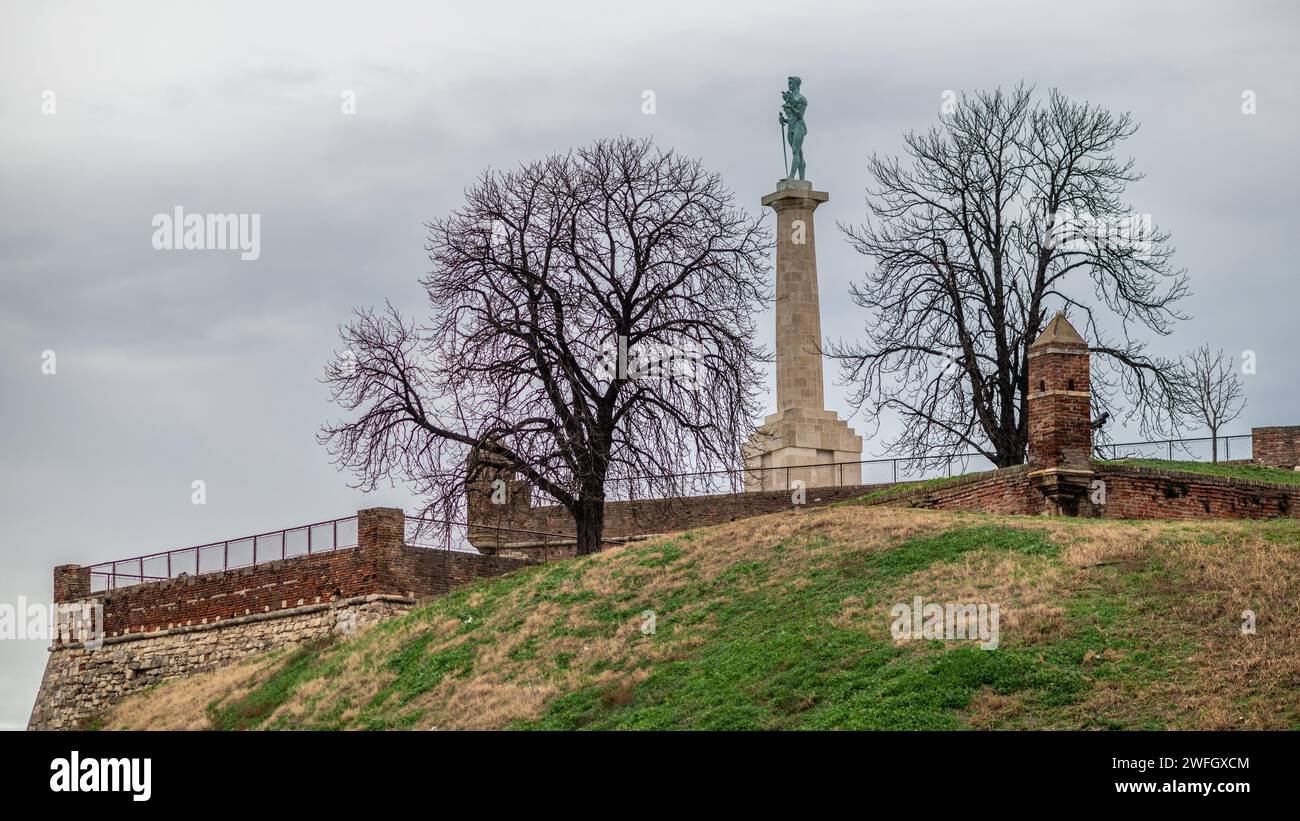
[
  {"left": 744, "top": 181, "right": 862, "bottom": 491},
  {"left": 765, "top": 181, "right": 828, "bottom": 413}
]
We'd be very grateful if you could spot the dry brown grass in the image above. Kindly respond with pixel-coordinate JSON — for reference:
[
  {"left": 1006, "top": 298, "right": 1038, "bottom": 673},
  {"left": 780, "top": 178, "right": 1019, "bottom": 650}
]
[
  {"left": 100, "top": 505, "right": 1300, "bottom": 731},
  {"left": 105, "top": 651, "right": 285, "bottom": 730}
]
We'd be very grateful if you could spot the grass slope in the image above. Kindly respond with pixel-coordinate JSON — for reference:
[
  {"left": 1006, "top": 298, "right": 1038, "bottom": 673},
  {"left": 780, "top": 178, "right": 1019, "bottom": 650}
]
[
  {"left": 1099, "top": 458, "right": 1300, "bottom": 485},
  {"left": 104, "top": 506, "right": 1300, "bottom": 730}
]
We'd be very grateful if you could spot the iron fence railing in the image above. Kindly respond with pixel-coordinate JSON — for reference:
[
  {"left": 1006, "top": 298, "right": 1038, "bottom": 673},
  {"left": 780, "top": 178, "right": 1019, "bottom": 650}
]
[
  {"left": 511, "top": 432, "right": 1256, "bottom": 504},
  {"left": 1094, "top": 434, "right": 1252, "bottom": 463},
  {"left": 83, "top": 432, "right": 1255, "bottom": 591},
  {"left": 587, "top": 452, "right": 999, "bottom": 501},
  {"left": 87, "top": 516, "right": 359, "bottom": 593}
]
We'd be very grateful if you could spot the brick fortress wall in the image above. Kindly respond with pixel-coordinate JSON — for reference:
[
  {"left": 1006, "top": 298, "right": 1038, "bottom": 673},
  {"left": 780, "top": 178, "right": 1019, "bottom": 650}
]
[
  {"left": 28, "top": 508, "right": 534, "bottom": 730},
  {"left": 466, "top": 481, "right": 895, "bottom": 552}
]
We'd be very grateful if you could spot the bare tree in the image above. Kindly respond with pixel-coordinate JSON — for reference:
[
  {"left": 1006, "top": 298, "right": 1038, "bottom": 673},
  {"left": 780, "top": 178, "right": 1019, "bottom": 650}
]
[
  {"left": 831, "top": 85, "right": 1190, "bottom": 468},
  {"left": 1174, "top": 345, "right": 1246, "bottom": 462},
  {"left": 320, "top": 137, "right": 770, "bottom": 554}
]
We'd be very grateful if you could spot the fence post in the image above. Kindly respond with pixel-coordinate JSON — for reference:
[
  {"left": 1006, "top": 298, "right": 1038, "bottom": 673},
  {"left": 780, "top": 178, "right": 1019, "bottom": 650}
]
[{"left": 1168, "top": 441, "right": 1173, "bottom": 461}]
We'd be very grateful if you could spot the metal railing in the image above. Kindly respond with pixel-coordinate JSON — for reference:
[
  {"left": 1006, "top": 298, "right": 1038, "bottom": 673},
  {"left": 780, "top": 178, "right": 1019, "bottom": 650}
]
[
  {"left": 1095, "top": 434, "right": 1252, "bottom": 463},
  {"left": 88, "top": 516, "right": 359, "bottom": 593},
  {"left": 586, "top": 452, "right": 998, "bottom": 500},
  {"left": 528, "top": 432, "right": 1257, "bottom": 503},
  {"left": 82, "top": 432, "right": 1256, "bottom": 592}
]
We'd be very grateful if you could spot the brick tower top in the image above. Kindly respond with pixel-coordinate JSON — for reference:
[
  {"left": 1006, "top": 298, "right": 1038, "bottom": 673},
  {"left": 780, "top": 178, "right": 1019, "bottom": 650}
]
[
  {"left": 1027, "top": 312, "right": 1092, "bottom": 474},
  {"left": 1030, "top": 312, "right": 1088, "bottom": 353}
]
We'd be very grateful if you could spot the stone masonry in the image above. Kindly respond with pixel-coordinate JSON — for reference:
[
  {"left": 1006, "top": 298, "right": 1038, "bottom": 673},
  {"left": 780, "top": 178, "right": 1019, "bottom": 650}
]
[
  {"left": 743, "top": 180, "right": 862, "bottom": 490},
  {"left": 28, "top": 507, "right": 535, "bottom": 730}
]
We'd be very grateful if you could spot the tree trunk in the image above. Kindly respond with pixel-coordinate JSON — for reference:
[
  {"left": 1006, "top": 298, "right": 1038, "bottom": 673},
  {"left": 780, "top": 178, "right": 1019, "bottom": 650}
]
[
  {"left": 1210, "top": 425, "right": 1219, "bottom": 463},
  {"left": 573, "top": 495, "right": 607, "bottom": 556}
]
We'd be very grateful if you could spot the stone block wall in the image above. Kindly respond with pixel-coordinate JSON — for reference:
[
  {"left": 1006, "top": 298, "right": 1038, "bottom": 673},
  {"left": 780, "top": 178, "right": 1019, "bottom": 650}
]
[
  {"left": 28, "top": 595, "right": 411, "bottom": 730},
  {"left": 29, "top": 507, "right": 535, "bottom": 730}
]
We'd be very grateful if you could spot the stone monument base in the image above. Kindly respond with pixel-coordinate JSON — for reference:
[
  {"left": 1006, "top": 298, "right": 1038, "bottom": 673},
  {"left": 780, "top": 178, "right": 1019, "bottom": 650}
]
[{"left": 743, "top": 408, "right": 863, "bottom": 491}]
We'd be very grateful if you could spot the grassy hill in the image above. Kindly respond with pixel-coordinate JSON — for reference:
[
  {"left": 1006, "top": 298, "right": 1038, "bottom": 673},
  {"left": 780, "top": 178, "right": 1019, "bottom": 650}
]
[{"left": 103, "top": 504, "right": 1300, "bottom": 730}]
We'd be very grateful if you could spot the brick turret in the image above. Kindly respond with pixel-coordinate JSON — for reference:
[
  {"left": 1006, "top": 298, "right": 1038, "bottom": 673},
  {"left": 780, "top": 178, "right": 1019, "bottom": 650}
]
[
  {"left": 465, "top": 438, "right": 533, "bottom": 553},
  {"left": 1027, "top": 312, "right": 1094, "bottom": 514}
]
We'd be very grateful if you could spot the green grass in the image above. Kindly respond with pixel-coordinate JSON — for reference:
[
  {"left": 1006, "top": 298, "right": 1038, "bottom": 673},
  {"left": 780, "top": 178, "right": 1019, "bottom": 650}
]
[
  {"left": 207, "top": 639, "right": 335, "bottom": 730},
  {"left": 1099, "top": 458, "right": 1300, "bottom": 485},
  {"left": 115, "top": 503, "right": 1299, "bottom": 731},
  {"left": 519, "top": 526, "right": 1095, "bottom": 730},
  {"left": 848, "top": 471, "right": 992, "bottom": 505}
]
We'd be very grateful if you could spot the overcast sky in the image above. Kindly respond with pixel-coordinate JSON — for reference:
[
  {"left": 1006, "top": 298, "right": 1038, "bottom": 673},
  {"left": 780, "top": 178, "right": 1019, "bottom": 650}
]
[{"left": 1, "top": 0, "right": 1296, "bottom": 729}]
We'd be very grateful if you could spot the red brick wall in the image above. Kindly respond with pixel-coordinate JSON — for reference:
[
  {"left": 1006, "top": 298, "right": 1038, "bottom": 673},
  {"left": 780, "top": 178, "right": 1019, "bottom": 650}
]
[
  {"left": 54, "top": 507, "right": 537, "bottom": 642},
  {"left": 90, "top": 546, "right": 392, "bottom": 637},
  {"left": 52, "top": 460, "right": 1300, "bottom": 643},
  {"left": 395, "top": 547, "right": 537, "bottom": 597},
  {"left": 1252, "top": 426, "right": 1300, "bottom": 469},
  {"left": 864, "top": 463, "right": 1298, "bottom": 523},
  {"left": 467, "top": 482, "right": 894, "bottom": 549},
  {"left": 1093, "top": 465, "right": 1298, "bottom": 520},
  {"left": 870, "top": 467, "right": 1039, "bottom": 515}
]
